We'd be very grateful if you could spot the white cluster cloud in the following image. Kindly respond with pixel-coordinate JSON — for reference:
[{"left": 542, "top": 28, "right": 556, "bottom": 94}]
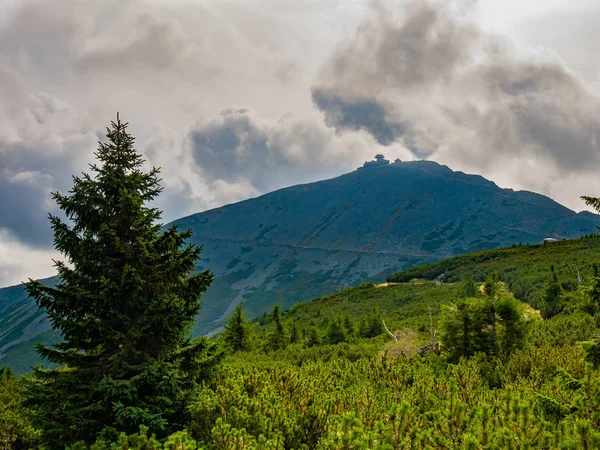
[{"left": 0, "top": 0, "right": 599, "bottom": 285}]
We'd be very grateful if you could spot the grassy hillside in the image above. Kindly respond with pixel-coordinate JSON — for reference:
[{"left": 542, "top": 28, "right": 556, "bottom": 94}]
[
  {"left": 388, "top": 234, "right": 600, "bottom": 308},
  {"left": 5, "top": 233, "right": 600, "bottom": 447},
  {"left": 278, "top": 281, "right": 458, "bottom": 336}
]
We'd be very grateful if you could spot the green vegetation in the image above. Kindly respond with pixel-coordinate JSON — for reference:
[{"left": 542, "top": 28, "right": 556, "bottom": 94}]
[
  {"left": 441, "top": 277, "right": 527, "bottom": 362},
  {"left": 387, "top": 234, "right": 600, "bottom": 310},
  {"left": 223, "top": 303, "right": 253, "bottom": 353},
  {"left": 0, "top": 368, "right": 36, "bottom": 448},
  {"left": 7, "top": 249, "right": 600, "bottom": 447}
]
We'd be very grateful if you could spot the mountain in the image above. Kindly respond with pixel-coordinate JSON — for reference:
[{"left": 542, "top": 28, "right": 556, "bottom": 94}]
[{"left": 2, "top": 159, "right": 600, "bottom": 371}]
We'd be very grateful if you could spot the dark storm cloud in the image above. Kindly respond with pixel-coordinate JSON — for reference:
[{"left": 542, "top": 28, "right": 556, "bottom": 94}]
[
  {"left": 0, "top": 163, "right": 54, "bottom": 246},
  {"left": 312, "top": 0, "right": 600, "bottom": 174},
  {"left": 311, "top": 90, "right": 403, "bottom": 145},
  {"left": 188, "top": 108, "right": 272, "bottom": 190}
]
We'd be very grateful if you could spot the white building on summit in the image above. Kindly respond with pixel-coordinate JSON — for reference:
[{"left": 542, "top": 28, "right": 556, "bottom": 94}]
[{"left": 361, "top": 154, "right": 390, "bottom": 168}]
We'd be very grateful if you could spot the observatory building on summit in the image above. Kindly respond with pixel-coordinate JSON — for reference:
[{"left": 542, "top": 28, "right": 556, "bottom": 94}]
[
  {"left": 360, "top": 154, "right": 403, "bottom": 168},
  {"left": 361, "top": 154, "right": 389, "bottom": 168}
]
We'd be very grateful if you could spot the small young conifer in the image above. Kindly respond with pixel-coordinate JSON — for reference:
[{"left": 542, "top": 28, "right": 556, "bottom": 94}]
[
  {"left": 224, "top": 302, "right": 253, "bottom": 352},
  {"left": 265, "top": 304, "right": 288, "bottom": 351}
]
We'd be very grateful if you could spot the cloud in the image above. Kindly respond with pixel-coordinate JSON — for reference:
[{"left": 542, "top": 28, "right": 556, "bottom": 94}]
[
  {"left": 0, "top": 65, "right": 99, "bottom": 247},
  {"left": 510, "top": 3, "right": 600, "bottom": 92},
  {"left": 186, "top": 107, "right": 413, "bottom": 196},
  {"left": 0, "top": 229, "right": 65, "bottom": 287},
  {"left": 312, "top": 0, "right": 600, "bottom": 203},
  {"left": 312, "top": 92, "right": 403, "bottom": 145},
  {"left": 0, "top": 0, "right": 345, "bottom": 126},
  {"left": 0, "top": 67, "right": 98, "bottom": 286}
]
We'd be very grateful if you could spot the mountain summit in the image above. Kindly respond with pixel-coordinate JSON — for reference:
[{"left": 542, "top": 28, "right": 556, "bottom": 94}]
[{"left": 1, "top": 159, "right": 599, "bottom": 370}]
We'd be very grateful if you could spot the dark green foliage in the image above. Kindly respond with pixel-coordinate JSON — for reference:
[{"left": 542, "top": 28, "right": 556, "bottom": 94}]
[
  {"left": 325, "top": 318, "right": 348, "bottom": 345},
  {"left": 359, "top": 308, "right": 384, "bottom": 338},
  {"left": 441, "top": 283, "right": 527, "bottom": 361},
  {"left": 264, "top": 304, "right": 288, "bottom": 351},
  {"left": 484, "top": 271, "right": 499, "bottom": 297},
  {"left": 289, "top": 319, "right": 300, "bottom": 344},
  {"left": 0, "top": 368, "right": 35, "bottom": 449},
  {"left": 496, "top": 296, "right": 527, "bottom": 355},
  {"left": 541, "top": 267, "right": 563, "bottom": 319},
  {"left": 342, "top": 315, "right": 355, "bottom": 337},
  {"left": 305, "top": 328, "right": 321, "bottom": 347},
  {"left": 583, "top": 264, "right": 600, "bottom": 313},
  {"left": 458, "top": 275, "right": 477, "bottom": 298},
  {"left": 592, "top": 264, "right": 600, "bottom": 305},
  {"left": 22, "top": 116, "right": 217, "bottom": 448},
  {"left": 224, "top": 302, "right": 253, "bottom": 352}
]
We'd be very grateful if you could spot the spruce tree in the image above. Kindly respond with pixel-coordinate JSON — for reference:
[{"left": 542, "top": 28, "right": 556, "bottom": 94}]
[
  {"left": 342, "top": 315, "right": 355, "bottom": 337},
  {"left": 458, "top": 275, "right": 478, "bottom": 298},
  {"left": 326, "top": 318, "right": 347, "bottom": 345},
  {"left": 359, "top": 308, "right": 383, "bottom": 338},
  {"left": 23, "top": 115, "right": 217, "bottom": 447},
  {"left": 541, "top": 268, "right": 562, "bottom": 319},
  {"left": 305, "top": 327, "right": 321, "bottom": 347},
  {"left": 289, "top": 319, "right": 300, "bottom": 344},
  {"left": 586, "top": 264, "right": 600, "bottom": 312},
  {"left": 224, "top": 302, "right": 252, "bottom": 352},
  {"left": 484, "top": 271, "right": 499, "bottom": 298},
  {"left": 265, "top": 304, "right": 288, "bottom": 351}
]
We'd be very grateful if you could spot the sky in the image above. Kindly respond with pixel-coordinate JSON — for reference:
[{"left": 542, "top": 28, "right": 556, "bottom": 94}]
[{"left": 1, "top": 0, "right": 599, "bottom": 286}]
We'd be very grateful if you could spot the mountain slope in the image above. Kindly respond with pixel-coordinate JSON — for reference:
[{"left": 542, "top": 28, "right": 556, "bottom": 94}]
[
  {"left": 1, "top": 159, "right": 600, "bottom": 371},
  {"left": 388, "top": 234, "right": 600, "bottom": 308},
  {"left": 176, "top": 160, "right": 600, "bottom": 330}
]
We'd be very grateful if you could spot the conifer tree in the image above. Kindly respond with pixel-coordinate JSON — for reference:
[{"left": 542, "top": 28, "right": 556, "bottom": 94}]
[
  {"left": 326, "top": 317, "right": 347, "bottom": 344},
  {"left": 265, "top": 304, "right": 288, "bottom": 351},
  {"left": 343, "top": 315, "right": 355, "bottom": 337},
  {"left": 305, "top": 327, "right": 320, "bottom": 347},
  {"left": 442, "top": 291, "right": 526, "bottom": 361},
  {"left": 586, "top": 264, "right": 600, "bottom": 311},
  {"left": 542, "top": 267, "right": 563, "bottom": 319},
  {"left": 582, "top": 195, "right": 600, "bottom": 309},
  {"left": 458, "top": 275, "right": 478, "bottom": 298},
  {"left": 224, "top": 302, "right": 252, "bottom": 352},
  {"left": 359, "top": 308, "right": 384, "bottom": 338},
  {"left": 289, "top": 319, "right": 300, "bottom": 344},
  {"left": 484, "top": 271, "right": 499, "bottom": 298},
  {"left": 23, "top": 115, "right": 217, "bottom": 447}
]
